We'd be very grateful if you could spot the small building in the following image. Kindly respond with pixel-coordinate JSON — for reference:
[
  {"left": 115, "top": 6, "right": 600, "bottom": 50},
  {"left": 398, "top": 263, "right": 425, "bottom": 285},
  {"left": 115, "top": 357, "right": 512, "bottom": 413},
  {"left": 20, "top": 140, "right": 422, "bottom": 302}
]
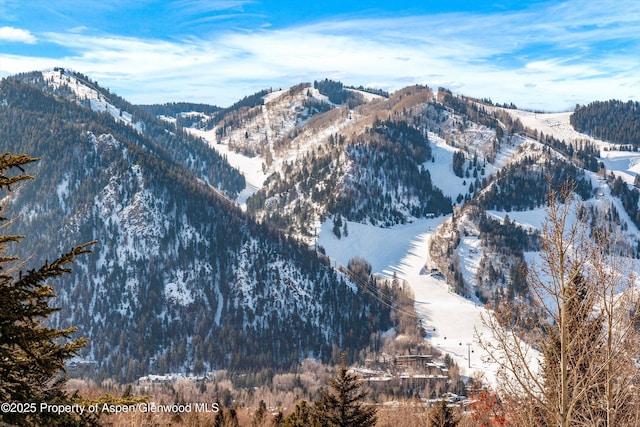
[{"left": 396, "top": 354, "right": 433, "bottom": 368}]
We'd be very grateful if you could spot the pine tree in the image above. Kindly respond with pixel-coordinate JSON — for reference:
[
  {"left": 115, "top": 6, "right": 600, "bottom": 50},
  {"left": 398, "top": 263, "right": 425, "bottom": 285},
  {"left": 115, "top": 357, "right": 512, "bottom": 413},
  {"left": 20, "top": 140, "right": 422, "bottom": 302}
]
[
  {"left": 428, "top": 399, "right": 459, "bottom": 427},
  {"left": 283, "top": 400, "right": 316, "bottom": 427},
  {"left": 0, "top": 153, "right": 97, "bottom": 426},
  {"left": 312, "top": 356, "right": 377, "bottom": 427}
]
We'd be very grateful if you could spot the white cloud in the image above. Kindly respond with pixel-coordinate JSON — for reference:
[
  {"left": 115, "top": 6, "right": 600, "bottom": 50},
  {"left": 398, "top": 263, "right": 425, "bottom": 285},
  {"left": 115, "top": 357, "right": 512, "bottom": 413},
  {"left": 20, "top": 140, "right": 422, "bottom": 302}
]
[
  {"left": 1, "top": 0, "right": 638, "bottom": 110},
  {"left": 0, "top": 26, "right": 37, "bottom": 44}
]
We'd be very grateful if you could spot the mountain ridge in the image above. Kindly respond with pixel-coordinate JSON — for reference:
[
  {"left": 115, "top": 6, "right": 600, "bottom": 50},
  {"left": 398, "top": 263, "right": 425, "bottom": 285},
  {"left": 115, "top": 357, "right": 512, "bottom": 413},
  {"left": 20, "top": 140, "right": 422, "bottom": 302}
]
[
  {"left": 0, "top": 72, "right": 397, "bottom": 382},
  {"left": 3, "top": 69, "right": 640, "bottom": 387}
]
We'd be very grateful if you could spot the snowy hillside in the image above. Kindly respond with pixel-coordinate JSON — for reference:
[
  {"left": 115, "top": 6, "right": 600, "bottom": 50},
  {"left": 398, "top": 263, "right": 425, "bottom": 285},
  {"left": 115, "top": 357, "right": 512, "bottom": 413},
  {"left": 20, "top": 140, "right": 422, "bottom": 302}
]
[
  {"left": 189, "top": 126, "right": 268, "bottom": 205},
  {"left": 11, "top": 68, "right": 638, "bottom": 391},
  {"left": 42, "top": 69, "right": 143, "bottom": 132},
  {"left": 188, "top": 84, "right": 358, "bottom": 207},
  {"left": 1, "top": 74, "right": 396, "bottom": 382},
  {"left": 182, "top": 85, "right": 640, "bottom": 384},
  {"left": 502, "top": 106, "right": 640, "bottom": 185},
  {"left": 318, "top": 216, "right": 505, "bottom": 384}
]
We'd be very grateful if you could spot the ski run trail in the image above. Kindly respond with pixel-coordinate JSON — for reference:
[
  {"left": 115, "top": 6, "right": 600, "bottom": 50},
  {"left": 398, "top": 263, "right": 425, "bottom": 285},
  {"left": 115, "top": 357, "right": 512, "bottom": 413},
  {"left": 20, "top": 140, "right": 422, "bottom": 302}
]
[{"left": 386, "top": 226, "right": 501, "bottom": 385}]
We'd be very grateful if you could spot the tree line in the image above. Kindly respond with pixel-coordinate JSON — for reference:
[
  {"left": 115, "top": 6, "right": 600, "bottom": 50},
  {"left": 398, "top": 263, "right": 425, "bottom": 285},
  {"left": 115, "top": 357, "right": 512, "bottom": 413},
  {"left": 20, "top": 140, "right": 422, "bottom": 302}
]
[{"left": 571, "top": 100, "right": 640, "bottom": 145}]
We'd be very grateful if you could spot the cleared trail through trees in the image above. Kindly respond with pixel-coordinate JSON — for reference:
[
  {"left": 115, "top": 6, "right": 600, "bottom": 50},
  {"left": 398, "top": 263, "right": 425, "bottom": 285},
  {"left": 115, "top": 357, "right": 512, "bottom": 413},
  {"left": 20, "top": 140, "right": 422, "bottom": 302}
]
[{"left": 387, "top": 229, "right": 501, "bottom": 384}]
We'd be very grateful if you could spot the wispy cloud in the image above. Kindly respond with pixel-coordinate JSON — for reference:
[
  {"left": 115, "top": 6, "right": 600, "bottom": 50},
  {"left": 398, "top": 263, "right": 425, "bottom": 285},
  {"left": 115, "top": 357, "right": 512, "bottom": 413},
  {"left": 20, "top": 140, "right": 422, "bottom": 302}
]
[
  {"left": 170, "top": 0, "right": 254, "bottom": 13},
  {"left": 1, "top": 0, "right": 638, "bottom": 110},
  {"left": 0, "top": 26, "right": 37, "bottom": 43}
]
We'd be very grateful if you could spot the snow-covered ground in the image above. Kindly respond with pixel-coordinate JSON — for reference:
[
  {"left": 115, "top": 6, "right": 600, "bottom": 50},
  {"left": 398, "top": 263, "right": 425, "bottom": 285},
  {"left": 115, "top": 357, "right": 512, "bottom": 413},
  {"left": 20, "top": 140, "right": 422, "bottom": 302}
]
[
  {"left": 508, "top": 110, "right": 579, "bottom": 142},
  {"left": 43, "top": 69, "right": 143, "bottom": 132},
  {"left": 600, "top": 150, "right": 640, "bottom": 185},
  {"left": 189, "top": 127, "right": 268, "bottom": 205},
  {"left": 486, "top": 207, "right": 548, "bottom": 231},
  {"left": 319, "top": 216, "right": 503, "bottom": 384},
  {"left": 189, "top": 86, "right": 350, "bottom": 206},
  {"left": 318, "top": 218, "right": 441, "bottom": 274},
  {"left": 423, "top": 134, "right": 472, "bottom": 201},
  {"left": 346, "top": 87, "right": 384, "bottom": 102},
  {"left": 392, "top": 230, "right": 502, "bottom": 384}
]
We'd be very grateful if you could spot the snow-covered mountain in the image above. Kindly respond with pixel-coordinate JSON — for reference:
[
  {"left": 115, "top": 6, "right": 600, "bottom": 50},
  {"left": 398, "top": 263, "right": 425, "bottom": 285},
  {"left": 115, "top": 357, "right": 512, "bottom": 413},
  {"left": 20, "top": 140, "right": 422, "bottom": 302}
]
[
  {"left": 0, "top": 72, "right": 397, "bottom": 382},
  {"left": 42, "top": 69, "right": 143, "bottom": 131},
  {"left": 153, "top": 84, "right": 640, "bottom": 382},
  {"left": 3, "top": 69, "right": 639, "bottom": 385}
]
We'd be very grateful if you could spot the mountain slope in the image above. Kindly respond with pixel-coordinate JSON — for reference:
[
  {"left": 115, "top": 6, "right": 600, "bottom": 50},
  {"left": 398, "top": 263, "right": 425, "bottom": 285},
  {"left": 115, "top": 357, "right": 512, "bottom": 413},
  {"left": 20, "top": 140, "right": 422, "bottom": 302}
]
[
  {"left": 13, "top": 69, "right": 246, "bottom": 197},
  {"left": 11, "top": 69, "right": 637, "bottom": 388},
  {"left": 184, "top": 85, "right": 454, "bottom": 240},
  {"left": 0, "top": 75, "right": 395, "bottom": 381},
  {"left": 571, "top": 100, "right": 640, "bottom": 146}
]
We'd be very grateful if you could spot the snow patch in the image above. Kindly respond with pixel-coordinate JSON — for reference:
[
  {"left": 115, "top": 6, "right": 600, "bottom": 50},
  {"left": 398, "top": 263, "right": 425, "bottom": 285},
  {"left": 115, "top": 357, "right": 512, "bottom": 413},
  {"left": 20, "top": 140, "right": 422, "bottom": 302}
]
[
  {"left": 423, "top": 135, "right": 471, "bottom": 201},
  {"left": 164, "top": 270, "right": 196, "bottom": 306},
  {"left": 318, "top": 218, "right": 442, "bottom": 275},
  {"left": 56, "top": 174, "right": 70, "bottom": 211},
  {"left": 43, "top": 69, "right": 144, "bottom": 132},
  {"left": 600, "top": 150, "right": 640, "bottom": 185}
]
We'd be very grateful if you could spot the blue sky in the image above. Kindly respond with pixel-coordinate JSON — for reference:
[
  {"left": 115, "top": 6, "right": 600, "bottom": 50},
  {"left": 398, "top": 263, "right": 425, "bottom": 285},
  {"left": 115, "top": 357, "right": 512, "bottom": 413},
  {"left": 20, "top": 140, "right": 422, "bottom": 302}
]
[{"left": 1, "top": 0, "right": 638, "bottom": 110}]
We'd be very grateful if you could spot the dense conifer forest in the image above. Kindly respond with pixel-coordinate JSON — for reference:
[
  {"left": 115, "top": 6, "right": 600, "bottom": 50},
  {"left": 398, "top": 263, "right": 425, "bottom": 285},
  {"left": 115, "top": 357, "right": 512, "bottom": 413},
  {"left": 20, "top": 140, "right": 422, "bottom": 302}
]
[
  {"left": 0, "top": 75, "right": 396, "bottom": 382},
  {"left": 571, "top": 100, "right": 640, "bottom": 145}
]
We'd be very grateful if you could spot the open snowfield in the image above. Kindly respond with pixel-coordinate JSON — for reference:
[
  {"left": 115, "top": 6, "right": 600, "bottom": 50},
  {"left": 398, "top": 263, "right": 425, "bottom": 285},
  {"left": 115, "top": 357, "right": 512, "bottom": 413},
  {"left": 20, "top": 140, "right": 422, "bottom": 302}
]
[
  {"left": 319, "top": 216, "right": 504, "bottom": 384},
  {"left": 423, "top": 134, "right": 473, "bottom": 201},
  {"left": 486, "top": 207, "right": 548, "bottom": 231},
  {"left": 600, "top": 150, "right": 640, "bottom": 184},
  {"left": 496, "top": 108, "right": 594, "bottom": 147},
  {"left": 318, "top": 218, "right": 441, "bottom": 273},
  {"left": 509, "top": 110, "right": 579, "bottom": 142}
]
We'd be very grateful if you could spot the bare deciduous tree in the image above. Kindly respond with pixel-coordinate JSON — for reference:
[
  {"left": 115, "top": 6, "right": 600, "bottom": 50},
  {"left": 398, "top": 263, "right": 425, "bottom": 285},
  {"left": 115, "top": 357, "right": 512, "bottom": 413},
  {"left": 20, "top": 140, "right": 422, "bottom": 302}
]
[{"left": 478, "top": 185, "right": 640, "bottom": 426}]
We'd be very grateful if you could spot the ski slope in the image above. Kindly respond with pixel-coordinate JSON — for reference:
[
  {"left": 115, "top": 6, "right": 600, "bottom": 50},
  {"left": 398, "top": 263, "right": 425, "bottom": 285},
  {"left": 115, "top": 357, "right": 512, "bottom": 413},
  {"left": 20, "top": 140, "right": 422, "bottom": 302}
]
[
  {"left": 501, "top": 107, "right": 640, "bottom": 185},
  {"left": 391, "top": 228, "right": 502, "bottom": 384},
  {"left": 319, "top": 217, "right": 504, "bottom": 384},
  {"left": 189, "top": 127, "right": 268, "bottom": 206}
]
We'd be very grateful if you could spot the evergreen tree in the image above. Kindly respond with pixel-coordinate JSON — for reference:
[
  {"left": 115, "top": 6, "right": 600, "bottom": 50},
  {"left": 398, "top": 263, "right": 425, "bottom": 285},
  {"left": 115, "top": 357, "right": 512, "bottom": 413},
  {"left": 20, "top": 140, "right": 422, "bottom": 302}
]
[
  {"left": 332, "top": 214, "right": 342, "bottom": 239},
  {"left": 252, "top": 399, "right": 268, "bottom": 426},
  {"left": 312, "top": 356, "right": 377, "bottom": 427},
  {"left": 428, "top": 399, "right": 459, "bottom": 427},
  {"left": 452, "top": 151, "right": 465, "bottom": 178},
  {"left": 571, "top": 100, "right": 640, "bottom": 146},
  {"left": 283, "top": 400, "right": 317, "bottom": 427},
  {"left": 0, "top": 153, "right": 97, "bottom": 426}
]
